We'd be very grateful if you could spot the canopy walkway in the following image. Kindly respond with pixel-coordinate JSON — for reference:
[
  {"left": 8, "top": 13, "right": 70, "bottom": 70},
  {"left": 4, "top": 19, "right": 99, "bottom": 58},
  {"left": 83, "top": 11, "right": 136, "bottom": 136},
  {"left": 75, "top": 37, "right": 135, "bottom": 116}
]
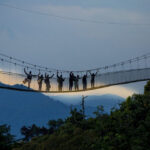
[{"left": 0, "top": 52, "right": 150, "bottom": 93}]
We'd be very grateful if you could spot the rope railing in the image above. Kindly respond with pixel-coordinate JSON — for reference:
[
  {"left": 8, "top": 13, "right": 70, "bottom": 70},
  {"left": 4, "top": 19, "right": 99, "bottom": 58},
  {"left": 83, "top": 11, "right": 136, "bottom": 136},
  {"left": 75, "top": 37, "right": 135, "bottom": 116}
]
[
  {"left": 0, "top": 50, "right": 150, "bottom": 74},
  {"left": 0, "top": 68, "right": 150, "bottom": 93},
  {"left": 0, "top": 51, "right": 150, "bottom": 93}
]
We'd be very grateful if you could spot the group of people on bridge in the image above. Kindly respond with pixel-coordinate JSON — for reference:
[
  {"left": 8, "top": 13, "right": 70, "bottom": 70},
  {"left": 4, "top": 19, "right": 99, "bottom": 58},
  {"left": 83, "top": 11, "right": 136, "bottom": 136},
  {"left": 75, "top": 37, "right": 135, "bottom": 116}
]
[
  {"left": 68, "top": 71, "right": 98, "bottom": 91},
  {"left": 23, "top": 68, "right": 98, "bottom": 92}
]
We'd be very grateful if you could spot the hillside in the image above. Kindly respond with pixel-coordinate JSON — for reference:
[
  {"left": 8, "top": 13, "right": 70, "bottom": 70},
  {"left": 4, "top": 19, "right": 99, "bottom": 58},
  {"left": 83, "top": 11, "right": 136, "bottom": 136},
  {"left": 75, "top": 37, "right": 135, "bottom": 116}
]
[
  {"left": 1, "top": 81, "right": 150, "bottom": 150},
  {"left": 13, "top": 89, "right": 150, "bottom": 150},
  {"left": 0, "top": 83, "right": 70, "bottom": 138},
  {"left": 0, "top": 83, "right": 124, "bottom": 139}
]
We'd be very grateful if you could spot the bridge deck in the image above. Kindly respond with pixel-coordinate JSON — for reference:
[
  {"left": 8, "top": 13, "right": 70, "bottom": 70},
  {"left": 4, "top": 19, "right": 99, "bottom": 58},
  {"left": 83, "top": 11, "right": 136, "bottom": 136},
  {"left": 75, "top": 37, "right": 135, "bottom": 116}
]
[{"left": 0, "top": 68, "right": 150, "bottom": 93}]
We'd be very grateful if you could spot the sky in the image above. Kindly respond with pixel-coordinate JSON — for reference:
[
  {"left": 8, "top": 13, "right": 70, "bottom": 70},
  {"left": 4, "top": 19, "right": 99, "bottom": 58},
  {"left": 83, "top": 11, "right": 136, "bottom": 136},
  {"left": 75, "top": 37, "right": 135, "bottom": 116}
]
[{"left": 0, "top": 0, "right": 150, "bottom": 97}]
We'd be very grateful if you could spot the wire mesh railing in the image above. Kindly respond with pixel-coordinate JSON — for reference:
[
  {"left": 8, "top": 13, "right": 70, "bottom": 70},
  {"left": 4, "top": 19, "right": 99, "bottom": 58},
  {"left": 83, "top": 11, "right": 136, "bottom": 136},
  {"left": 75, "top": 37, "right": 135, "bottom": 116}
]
[{"left": 0, "top": 52, "right": 150, "bottom": 93}]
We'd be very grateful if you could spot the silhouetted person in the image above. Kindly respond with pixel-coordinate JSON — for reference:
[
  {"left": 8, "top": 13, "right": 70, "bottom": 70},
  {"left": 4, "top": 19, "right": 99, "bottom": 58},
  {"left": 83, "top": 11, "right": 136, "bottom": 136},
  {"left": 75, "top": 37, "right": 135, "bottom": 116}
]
[
  {"left": 89, "top": 71, "right": 98, "bottom": 88},
  {"left": 23, "top": 68, "right": 34, "bottom": 88},
  {"left": 74, "top": 75, "right": 80, "bottom": 91},
  {"left": 57, "top": 72, "right": 65, "bottom": 91},
  {"left": 44, "top": 73, "right": 54, "bottom": 92},
  {"left": 82, "top": 73, "right": 87, "bottom": 90},
  {"left": 69, "top": 72, "right": 75, "bottom": 91},
  {"left": 37, "top": 74, "right": 44, "bottom": 91}
]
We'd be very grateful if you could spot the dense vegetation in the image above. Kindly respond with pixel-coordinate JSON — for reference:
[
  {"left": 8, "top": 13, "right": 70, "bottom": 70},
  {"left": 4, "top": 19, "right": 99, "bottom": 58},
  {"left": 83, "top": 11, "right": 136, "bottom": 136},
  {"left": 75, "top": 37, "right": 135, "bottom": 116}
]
[
  {"left": 1, "top": 81, "right": 150, "bottom": 150},
  {"left": 0, "top": 125, "right": 14, "bottom": 150}
]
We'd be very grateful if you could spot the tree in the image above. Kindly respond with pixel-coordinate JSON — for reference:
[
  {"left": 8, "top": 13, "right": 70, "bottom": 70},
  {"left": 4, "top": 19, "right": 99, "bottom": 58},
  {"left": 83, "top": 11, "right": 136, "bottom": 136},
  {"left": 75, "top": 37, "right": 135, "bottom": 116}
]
[
  {"left": 93, "top": 105, "right": 104, "bottom": 118},
  {"left": 21, "top": 124, "right": 43, "bottom": 141},
  {"left": 0, "top": 124, "right": 14, "bottom": 150},
  {"left": 144, "top": 80, "right": 150, "bottom": 95},
  {"left": 66, "top": 108, "right": 84, "bottom": 125},
  {"left": 20, "top": 126, "right": 31, "bottom": 141},
  {"left": 48, "top": 120, "right": 57, "bottom": 130},
  {"left": 56, "top": 119, "right": 64, "bottom": 128}
]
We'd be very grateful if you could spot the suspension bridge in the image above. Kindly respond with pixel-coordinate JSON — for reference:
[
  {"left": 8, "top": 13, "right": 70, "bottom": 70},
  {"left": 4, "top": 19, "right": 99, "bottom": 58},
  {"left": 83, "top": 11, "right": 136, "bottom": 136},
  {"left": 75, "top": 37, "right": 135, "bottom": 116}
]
[{"left": 0, "top": 52, "right": 150, "bottom": 93}]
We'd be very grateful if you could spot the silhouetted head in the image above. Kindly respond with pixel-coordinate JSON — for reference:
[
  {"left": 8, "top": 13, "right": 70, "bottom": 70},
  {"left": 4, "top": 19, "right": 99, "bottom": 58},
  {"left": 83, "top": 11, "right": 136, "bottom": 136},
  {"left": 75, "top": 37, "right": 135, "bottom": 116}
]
[
  {"left": 29, "top": 71, "right": 32, "bottom": 74},
  {"left": 60, "top": 75, "right": 62, "bottom": 78}
]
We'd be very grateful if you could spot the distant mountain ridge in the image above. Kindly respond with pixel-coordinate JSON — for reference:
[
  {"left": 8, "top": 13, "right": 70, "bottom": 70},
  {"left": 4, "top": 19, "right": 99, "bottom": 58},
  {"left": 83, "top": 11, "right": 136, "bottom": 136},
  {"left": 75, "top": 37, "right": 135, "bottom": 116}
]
[
  {"left": 53, "top": 94, "right": 124, "bottom": 107},
  {"left": 85, "top": 94, "right": 124, "bottom": 107},
  {"left": 0, "top": 83, "right": 125, "bottom": 138},
  {"left": 0, "top": 83, "right": 70, "bottom": 138}
]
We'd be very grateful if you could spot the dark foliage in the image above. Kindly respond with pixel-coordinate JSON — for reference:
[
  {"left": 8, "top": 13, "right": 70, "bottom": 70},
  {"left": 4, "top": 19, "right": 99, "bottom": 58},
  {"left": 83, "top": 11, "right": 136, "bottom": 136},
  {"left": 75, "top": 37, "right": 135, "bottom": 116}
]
[
  {"left": 11, "top": 81, "right": 150, "bottom": 150},
  {"left": 0, "top": 124, "right": 14, "bottom": 150}
]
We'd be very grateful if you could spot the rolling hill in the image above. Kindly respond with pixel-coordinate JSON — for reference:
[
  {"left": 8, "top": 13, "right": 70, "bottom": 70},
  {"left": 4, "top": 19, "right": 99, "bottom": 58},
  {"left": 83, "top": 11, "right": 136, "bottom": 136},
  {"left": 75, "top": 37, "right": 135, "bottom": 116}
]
[{"left": 0, "top": 83, "right": 124, "bottom": 139}]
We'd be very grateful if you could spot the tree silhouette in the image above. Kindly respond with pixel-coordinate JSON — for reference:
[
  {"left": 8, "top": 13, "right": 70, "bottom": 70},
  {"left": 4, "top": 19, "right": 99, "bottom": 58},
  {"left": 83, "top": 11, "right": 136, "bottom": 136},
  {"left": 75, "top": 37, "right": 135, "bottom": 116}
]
[{"left": 0, "top": 124, "right": 14, "bottom": 150}]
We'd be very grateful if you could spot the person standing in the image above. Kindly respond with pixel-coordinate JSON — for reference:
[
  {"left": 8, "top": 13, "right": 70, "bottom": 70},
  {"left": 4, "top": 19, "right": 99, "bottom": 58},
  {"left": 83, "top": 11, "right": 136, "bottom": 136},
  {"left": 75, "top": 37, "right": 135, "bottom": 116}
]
[
  {"left": 82, "top": 73, "right": 87, "bottom": 90},
  {"left": 89, "top": 71, "right": 98, "bottom": 88},
  {"left": 57, "top": 72, "right": 65, "bottom": 91},
  {"left": 37, "top": 74, "right": 44, "bottom": 91},
  {"left": 69, "top": 72, "right": 75, "bottom": 91},
  {"left": 74, "top": 75, "right": 80, "bottom": 91},
  {"left": 44, "top": 73, "right": 54, "bottom": 92},
  {"left": 23, "top": 68, "right": 34, "bottom": 88}
]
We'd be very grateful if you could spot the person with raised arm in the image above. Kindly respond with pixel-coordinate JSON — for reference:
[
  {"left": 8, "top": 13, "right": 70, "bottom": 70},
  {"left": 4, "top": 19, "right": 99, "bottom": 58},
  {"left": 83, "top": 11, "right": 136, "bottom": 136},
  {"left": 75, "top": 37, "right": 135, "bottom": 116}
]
[
  {"left": 44, "top": 73, "right": 54, "bottom": 92},
  {"left": 23, "top": 68, "right": 36, "bottom": 88},
  {"left": 89, "top": 71, "right": 98, "bottom": 88},
  {"left": 57, "top": 72, "right": 65, "bottom": 91}
]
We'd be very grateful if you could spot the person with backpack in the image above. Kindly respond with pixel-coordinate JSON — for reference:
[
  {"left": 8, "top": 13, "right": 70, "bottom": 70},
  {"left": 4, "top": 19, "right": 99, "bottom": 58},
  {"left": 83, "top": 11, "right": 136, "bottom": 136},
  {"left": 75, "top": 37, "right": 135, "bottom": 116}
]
[{"left": 23, "top": 68, "right": 35, "bottom": 88}]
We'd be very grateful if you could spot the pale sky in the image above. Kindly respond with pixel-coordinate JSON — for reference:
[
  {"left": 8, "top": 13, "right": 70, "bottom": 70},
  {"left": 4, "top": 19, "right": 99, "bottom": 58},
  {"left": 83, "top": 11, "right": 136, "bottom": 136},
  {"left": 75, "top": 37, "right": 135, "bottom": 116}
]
[{"left": 0, "top": 0, "right": 150, "bottom": 96}]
